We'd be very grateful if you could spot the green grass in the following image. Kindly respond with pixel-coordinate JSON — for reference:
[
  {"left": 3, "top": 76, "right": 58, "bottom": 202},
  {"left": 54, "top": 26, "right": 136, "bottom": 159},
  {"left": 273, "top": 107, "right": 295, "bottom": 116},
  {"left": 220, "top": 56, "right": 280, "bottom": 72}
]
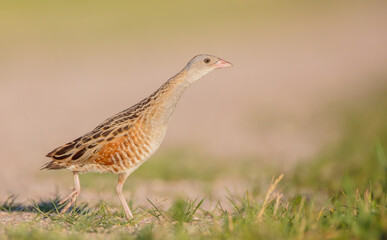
[
  {"left": 3, "top": 87, "right": 387, "bottom": 239},
  {"left": 2, "top": 174, "right": 386, "bottom": 240}
]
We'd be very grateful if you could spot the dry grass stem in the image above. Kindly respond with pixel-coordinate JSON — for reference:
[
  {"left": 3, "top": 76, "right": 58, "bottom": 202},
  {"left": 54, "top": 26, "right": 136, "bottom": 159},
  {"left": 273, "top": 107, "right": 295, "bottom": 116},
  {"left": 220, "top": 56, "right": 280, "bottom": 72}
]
[
  {"left": 273, "top": 193, "right": 283, "bottom": 216},
  {"left": 257, "top": 174, "right": 284, "bottom": 221}
]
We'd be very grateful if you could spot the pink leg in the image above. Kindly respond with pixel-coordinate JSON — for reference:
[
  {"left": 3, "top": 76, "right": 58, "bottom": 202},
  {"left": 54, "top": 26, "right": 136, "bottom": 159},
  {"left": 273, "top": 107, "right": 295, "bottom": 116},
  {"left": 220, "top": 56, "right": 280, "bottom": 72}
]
[
  {"left": 116, "top": 172, "right": 133, "bottom": 220},
  {"left": 59, "top": 172, "right": 81, "bottom": 213}
]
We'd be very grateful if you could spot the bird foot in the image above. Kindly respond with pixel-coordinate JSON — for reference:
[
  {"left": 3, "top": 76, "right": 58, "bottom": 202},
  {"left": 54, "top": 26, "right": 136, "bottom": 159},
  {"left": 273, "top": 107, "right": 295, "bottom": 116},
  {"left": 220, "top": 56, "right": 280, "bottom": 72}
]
[{"left": 59, "top": 188, "right": 79, "bottom": 213}]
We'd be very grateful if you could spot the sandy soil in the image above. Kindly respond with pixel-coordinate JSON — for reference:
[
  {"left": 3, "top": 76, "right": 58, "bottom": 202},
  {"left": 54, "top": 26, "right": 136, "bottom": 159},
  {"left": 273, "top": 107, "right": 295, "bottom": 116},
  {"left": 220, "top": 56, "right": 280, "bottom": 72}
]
[{"left": 1, "top": 3, "right": 387, "bottom": 205}]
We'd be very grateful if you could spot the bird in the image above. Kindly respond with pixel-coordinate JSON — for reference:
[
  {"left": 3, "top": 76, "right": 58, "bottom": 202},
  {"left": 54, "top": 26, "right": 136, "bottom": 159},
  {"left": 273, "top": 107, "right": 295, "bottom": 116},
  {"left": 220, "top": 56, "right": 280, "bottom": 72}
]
[{"left": 42, "top": 54, "right": 232, "bottom": 220}]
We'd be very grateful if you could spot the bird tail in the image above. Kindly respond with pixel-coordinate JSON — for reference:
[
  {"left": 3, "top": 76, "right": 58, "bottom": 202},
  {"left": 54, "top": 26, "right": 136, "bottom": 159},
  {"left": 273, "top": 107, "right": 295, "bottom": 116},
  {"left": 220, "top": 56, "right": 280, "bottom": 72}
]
[{"left": 40, "top": 160, "right": 66, "bottom": 170}]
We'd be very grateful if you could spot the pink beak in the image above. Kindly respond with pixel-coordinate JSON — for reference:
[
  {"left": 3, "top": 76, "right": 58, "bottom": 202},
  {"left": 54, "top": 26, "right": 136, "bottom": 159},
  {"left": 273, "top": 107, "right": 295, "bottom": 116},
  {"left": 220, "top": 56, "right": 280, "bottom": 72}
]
[{"left": 214, "top": 59, "right": 233, "bottom": 68}]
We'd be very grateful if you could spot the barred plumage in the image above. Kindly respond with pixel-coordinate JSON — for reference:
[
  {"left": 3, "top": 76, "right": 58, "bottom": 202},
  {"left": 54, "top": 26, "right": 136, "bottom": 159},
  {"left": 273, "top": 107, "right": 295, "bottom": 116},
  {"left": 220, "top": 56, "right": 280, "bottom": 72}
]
[{"left": 42, "top": 54, "right": 232, "bottom": 220}]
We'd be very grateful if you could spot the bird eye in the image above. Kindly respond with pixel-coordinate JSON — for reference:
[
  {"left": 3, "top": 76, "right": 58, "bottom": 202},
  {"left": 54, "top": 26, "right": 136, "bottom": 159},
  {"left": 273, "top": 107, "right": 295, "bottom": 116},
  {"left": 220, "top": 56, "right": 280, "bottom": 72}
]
[{"left": 203, "top": 58, "right": 210, "bottom": 64}]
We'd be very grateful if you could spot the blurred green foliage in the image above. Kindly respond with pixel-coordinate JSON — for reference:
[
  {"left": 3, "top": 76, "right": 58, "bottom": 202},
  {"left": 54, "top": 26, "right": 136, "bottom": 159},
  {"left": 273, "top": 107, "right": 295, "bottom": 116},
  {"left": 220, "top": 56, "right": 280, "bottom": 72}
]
[
  {"left": 291, "top": 86, "right": 387, "bottom": 193},
  {"left": 0, "top": 0, "right": 351, "bottom": 48}
]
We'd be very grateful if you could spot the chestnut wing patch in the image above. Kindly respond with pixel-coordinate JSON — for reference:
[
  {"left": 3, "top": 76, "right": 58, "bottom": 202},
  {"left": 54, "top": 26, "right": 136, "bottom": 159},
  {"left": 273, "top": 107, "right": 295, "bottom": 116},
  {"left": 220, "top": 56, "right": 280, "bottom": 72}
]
[{"left": 92, "top": 136, "right": 131, "bottom": 167}]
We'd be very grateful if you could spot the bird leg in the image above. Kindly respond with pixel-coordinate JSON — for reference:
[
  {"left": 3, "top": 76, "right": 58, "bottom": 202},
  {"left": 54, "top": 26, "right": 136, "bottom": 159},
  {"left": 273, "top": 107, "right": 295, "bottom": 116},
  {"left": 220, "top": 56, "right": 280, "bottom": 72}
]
[
  {"left": 59, "top": 171, "right": 81, "bottom": 213},
  {"left": 116, "top": 172, "right": 133, "bottom": 220}
]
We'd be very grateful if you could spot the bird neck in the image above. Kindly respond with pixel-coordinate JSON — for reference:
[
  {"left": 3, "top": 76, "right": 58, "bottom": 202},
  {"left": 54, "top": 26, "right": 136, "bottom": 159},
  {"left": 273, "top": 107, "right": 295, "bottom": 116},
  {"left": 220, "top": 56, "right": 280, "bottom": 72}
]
[
  {"left": 145, "top": 69, "right": 192, "bottom": 127},
  {"left": 164, "top": 69, "right": 192, "bottom": 97}
]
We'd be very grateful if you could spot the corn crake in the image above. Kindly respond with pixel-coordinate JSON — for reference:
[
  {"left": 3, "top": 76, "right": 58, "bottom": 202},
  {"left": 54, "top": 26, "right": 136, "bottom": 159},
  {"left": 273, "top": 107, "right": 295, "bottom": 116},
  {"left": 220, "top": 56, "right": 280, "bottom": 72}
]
[{"left": 42, "top": 54, "right": 232, "bottom": 220}]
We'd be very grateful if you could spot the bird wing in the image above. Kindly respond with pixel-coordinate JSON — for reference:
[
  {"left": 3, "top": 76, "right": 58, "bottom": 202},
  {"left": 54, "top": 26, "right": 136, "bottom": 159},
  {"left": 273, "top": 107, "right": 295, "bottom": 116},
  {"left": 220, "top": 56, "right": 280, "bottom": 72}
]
[
  {"left": 42, "top": 120, "right": 134, "bottom": 170},
  {"left": 43, "top": 93, "right": 153, "bottom": 170}
]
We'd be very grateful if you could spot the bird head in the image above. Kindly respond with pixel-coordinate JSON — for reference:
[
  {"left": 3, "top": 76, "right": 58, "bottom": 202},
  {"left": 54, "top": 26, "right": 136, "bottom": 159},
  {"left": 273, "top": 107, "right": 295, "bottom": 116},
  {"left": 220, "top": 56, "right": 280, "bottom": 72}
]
[{"left": 184, "top": 54, "right": 232, "bottom": 84}]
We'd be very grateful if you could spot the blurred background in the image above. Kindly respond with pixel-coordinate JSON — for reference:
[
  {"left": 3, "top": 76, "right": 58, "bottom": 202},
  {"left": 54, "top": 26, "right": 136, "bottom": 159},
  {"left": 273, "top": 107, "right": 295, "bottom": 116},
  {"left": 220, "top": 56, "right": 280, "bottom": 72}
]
[{"left": 1, "top": 0, "right": 387, "bottom": 207}]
